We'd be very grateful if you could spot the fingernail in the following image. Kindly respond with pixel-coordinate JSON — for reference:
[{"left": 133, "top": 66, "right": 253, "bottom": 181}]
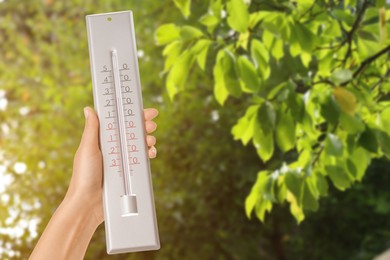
[
  {"left": 149, "top": 147, "right": 157, "bottom": 158},
  {"left": 84, "top": 107, "right": 89, "bottom": 119}
]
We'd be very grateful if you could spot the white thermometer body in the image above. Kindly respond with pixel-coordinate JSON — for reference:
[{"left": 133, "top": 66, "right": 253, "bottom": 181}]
[{"left": 86, "top": 11, "right": 160, "bottom": 254}]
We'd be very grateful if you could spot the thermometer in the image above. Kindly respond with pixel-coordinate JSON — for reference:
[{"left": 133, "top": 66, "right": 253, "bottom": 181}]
[{"left": 86, "top": 11, "right": 160, "bottom": 254}]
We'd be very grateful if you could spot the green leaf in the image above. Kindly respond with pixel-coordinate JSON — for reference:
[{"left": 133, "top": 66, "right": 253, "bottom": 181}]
[
  {"left": 300, "top": 52, "right": 312, "bottom": 67},
  {"left": 199, "top": 13, "right": 220, "bottom": 28},
  {"left": 317, "top": 50, "right": 333, "bottom": 77},
  {"left": 339, "top": 113, "right": 365, "bottom": 134},
  {"left": 237, "top": 31, "right": 250, "bottom": 50},
  {"left": 346, "top": 134, "right": 356, "bottom": 154},
  {"left": 226, "top": 0, "right": 249, "bottom": 33},
  {"left": 348, "top": 147, "right": 370, "bottom": 181},
  {"left": 376, "top": 0, "right": 386, "bottom": 7},
  {"left": 237, "top": 56, "right": 261, "bottom": 93},
  {"left": 251, "top": 39, "right": 270, "bottom": 80},
  {"left": 258, "top": 101, "right": 276, "bottom": 134},
  {"left": 262, "top": 13, "right": 289, "bottom": 40},
  {"left": 245, "top": 191, "right": 258, "bottom": 219},
  {"left": 190, "top": 39, "right": 212, "bottom": 71},
  {"left": 232, "top": 105, "right": 259, "bottom": 145},
  {"left": 255, "top": 199, "right": 272, "bottom": 222},
  {"left": 221, "top": 50, "right": 242, "bottom": 97},
  {"left": 289, "top": 43, "right": 302, "bottom": 57},
  {"left": 358, "top": 37, "right": 381, "bottom": 59},
  {"left": 347, "top": 159, "right": 359, "bottom": 181},
  {"left": 290, "top": 21, "right": 316, "bottom": 53},
  {"left": 180, "top": 26, "right": 203, "bottom": 41},
  {"left": 249, "top": 11, "right": 268, "bottom": 29},
  {"left": 289, "top": 23, "right": 302, "bottom": 57},
  {"left": 276, "top": 178, "right": 287, "bottom": 203},
  {"left": 380, "top": 106, "right": 390, "bottom": 132},
  {"left": 358, "top": 127, "right": 379, "bottom": 153},
  {"left": 213, "top": 71, "right": 227, "bottom": 104},
  {"left": 320, "top": 94, "right": 340, "bottom": 125},
  {"left": 287, "top": 90, "right": 305, "bottom": 123},
  {"left": 245, "top": 171, "right": 269, "bottom": 218},
  {"left": 251, "top": 39, "right": 269, "bottom": 67},
  {"left": 302, "top": 180, "right": 319, "bottom": 211},
  {"left": 271, "top": 38, "right": 284, "bottom": 60},
  {"left": 287, "top": 192, "right": 305, "bottom": 223},
  {"left": 300, "top": 110, "right": 318, "bottom": 139},
  {"left": 253, "top": 133, "right": 274, "bottom": 162},
  {"left": 213, "top": 49, "right": 242, "bottom": 105},
  {"left": 296, "top": 149, "right": 311, "bottom": 168},
  {"left": 358, "top": 30, "right": 377, "bottom": 41},
  {"left": 333, "top": 9, "right": 354, "bottom": 26},
  {"left": 331, "top": 69, "right": 353, "bottom": 85},
  {"left": 264, "top": 173, "right": 277, "bottom": 202},
  {"left": 267, "top": 82, "right": 287, "bottom": 101},
  {"left": 325, "top": 133, "right": 343, "bottom": 156},
  {"left": 326, "top": 165, "right": 351, "bottom": 191},
  {"left": 213, "top": 57, "right": 229, "bottom": 105},
  {"left": 162, "top": 41, "right": 182, "bottom": 72},
  {"left": 166, "top": 51, "right": 195, "bottom": 99},
  {"left": 276, "top": 109, "right": 296, "bottom": 152},
  {"left": 155, "top": 24, "right": 181, "bottom": 45},
  {"left": 210, "top": 0, "right": 222, "bottom": 18},
  {"left": 315, "top": 172, "right": 329, "bottom": 196},
  {"left": 376, "top": 130, "right": 390, "bottom": 160},
  {"left": 253, "top": 105, "right": 274, "bottom": 162},
  {"left": 285, "top": 171, "right": 304, "bottom": 206},
  {"left": 262, "top": 29, "right": 274, "bottom": 50},
  {"left": 245, "top": 171, "right": 273, "bottom": 221},
  {"left": 173, "top": 0, "right": 191, "bottom": 18}
]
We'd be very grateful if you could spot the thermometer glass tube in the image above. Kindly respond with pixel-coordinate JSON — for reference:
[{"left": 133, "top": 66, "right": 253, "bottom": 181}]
[{"left": 111, "top": 49, "right": 138, "bottom": 216}]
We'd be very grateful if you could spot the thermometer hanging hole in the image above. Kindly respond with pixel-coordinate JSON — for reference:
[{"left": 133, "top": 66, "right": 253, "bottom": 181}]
[{"left": 107, "top": 17, "right": 112, "bottom": 22}]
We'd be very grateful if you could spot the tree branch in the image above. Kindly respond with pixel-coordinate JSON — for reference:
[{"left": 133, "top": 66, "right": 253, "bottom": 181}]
[
  {"left": 312, "top": 79, "right": 335, "bottom": 87},
  {"left": 352, "top": 45, "right": 390, "bottom": 78},
  {"left": 341, "top": 0, "right": 371, "bottom": 65},
  {"left": 340, "top": 45, "right": 390, "bottom": 86},
  {"left": 311, "top": 123, "right": 338, "bottom": 168},
  {"left": 298, "top": 2, "right": 316, "bottom": 21}
]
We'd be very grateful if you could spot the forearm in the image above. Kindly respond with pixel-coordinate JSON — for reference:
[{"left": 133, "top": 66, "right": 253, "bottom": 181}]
[{"left": 29, "top": 195, "right": 101, "bottom": 260}]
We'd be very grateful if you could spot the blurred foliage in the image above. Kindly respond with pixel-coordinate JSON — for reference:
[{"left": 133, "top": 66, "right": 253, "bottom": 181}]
[
  {"left": 156, "top": 0, "right": 390, "bottom": 223},
  {"left": 0, "top": 0, "right": 389, "bottom": 260},
  {"left": 285, "top": 158, "right": 390, "bottom": 260}
]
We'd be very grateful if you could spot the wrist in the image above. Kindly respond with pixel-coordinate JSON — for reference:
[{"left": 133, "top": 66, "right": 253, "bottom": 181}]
[
  {"left": 62, "top": 192, "right": 103, "bottom": 228},
  {"left": 30, "top": 192, "right": 102, "bottom": 260}
]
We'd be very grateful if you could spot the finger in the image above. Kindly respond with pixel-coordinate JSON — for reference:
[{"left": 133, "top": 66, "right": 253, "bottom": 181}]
[
  {"left": 148, "top": 146, "right": 157, "bottom": 159},
  {"left": 145, "top": 121, "right": 157, "bottom": 133},
  {"left": 146, "top": 135, "right": 156, "bottom": 147},
  {"left": 80, "top": 107, "right": 100, "bottom": 149},
  {"left": 144, "top": 108, "right": 158, "bottom": 121}
]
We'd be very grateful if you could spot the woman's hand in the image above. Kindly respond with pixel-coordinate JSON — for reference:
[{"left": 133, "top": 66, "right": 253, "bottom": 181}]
[
  {"left": 65, "top": 107, "right": 159, "bottom": 225},
  {"left": 30, "top": 107, "right": 158, "bottom": 260}
]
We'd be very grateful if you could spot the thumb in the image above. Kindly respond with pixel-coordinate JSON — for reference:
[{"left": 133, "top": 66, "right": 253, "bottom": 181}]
[{"left": 80, "top": 107, "right": 100, "bottom": 149}]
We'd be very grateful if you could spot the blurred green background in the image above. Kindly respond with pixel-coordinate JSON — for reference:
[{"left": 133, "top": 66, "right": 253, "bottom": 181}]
[{"left": 0, "top": 0, "right": 390, "bottom": 259}]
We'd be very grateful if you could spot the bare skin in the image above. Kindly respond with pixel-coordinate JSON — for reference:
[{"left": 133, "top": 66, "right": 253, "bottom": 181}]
[{"left": 29, "top": 107, "right": 158, "bottom": 260}]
